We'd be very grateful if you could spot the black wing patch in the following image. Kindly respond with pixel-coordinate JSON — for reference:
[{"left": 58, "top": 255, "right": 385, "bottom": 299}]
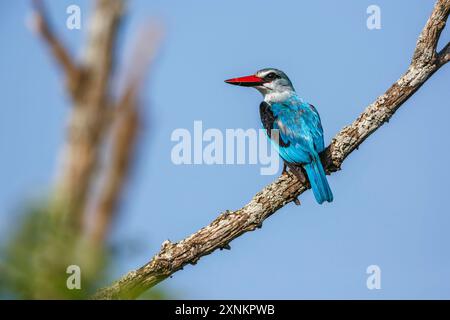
[{"left": 259, "top": 101, "right": 290, "bottom": 148}]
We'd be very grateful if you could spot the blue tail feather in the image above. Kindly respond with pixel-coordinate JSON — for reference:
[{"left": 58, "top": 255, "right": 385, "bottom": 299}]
[{"left": 303, "top": 155, "right": 333, "bottom": 204}]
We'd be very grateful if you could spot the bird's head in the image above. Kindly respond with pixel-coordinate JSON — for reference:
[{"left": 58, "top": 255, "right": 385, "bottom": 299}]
[{"left": 225, "top": 68, "right": 295, "bottom": 98}]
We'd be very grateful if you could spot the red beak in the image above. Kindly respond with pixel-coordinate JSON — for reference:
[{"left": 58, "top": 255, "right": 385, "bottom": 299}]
[{"left": 224, "top": 74, "right": 264, "bottom": 87}]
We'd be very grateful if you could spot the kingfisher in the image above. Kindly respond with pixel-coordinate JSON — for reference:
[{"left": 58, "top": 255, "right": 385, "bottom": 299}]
[{"left": 225, "top": 68, "right": 333, "bottom": 204}]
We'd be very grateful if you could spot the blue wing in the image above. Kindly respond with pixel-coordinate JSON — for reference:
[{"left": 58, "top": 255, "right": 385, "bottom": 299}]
[{"left": 270, "top": 101, "right": 325, "bottom": 164}]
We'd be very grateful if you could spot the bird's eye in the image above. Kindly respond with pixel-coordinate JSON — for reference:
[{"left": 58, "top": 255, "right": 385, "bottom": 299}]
[{"left": 266, "top": 72, "right": 277, "bottom": 80}]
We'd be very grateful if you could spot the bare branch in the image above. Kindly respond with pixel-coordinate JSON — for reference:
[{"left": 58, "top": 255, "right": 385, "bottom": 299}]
[
  {"left": 90, "top": 105, "right": 139, "bottom": 244},
  {"left": 89, "top": 26, "right": 162, "bottom": 244},
  {"left": 93, "top": 0, "right": 450, "bottom": 299},
  {"left": 117, "top": 25, "right": 163, "bottom": 111},
  {"left": 412, "top": 0, "right": 449, "bottom": 66},
  {"left": 438, "top": 41, "right": 450, "bottom": 65},
  {"left": 31, "top": 0, "right": 80, "bottom": 96},
  {"left": 80, "top": 0, "right": 123, "bottom": 106}
]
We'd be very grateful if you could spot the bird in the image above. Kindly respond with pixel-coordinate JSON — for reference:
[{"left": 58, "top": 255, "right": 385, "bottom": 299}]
[{"left": 225, "top": 68, "right": 333, "bottom": 204}]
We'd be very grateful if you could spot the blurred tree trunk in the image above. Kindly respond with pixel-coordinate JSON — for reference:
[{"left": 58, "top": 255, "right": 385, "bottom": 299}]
[
  {"left": 34, "top": 0, "right": 159, "bottom": 244},
  {"left": 0, "top": 0, "right": 159, "bottom": 299}
]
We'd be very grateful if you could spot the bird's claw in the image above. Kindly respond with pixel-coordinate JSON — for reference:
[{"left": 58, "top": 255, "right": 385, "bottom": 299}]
[{"left": 282, "top": 162, "right": 288, "bottom": 175}]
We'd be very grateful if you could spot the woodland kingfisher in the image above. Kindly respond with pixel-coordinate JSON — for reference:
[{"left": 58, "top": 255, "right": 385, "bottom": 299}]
[{"left": 225, "top": 68, "right": 333, "bottom": 204}]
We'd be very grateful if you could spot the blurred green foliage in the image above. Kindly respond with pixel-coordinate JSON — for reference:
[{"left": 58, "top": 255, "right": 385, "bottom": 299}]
[
  {"left": 0, "top": 202, "right": 172, "bottom": 299},
  {"left": 0, "top": 203, "right": 106, "bottom": 299}
]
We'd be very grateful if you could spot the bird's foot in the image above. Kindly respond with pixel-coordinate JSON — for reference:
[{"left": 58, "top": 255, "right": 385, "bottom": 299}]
[
  {"left": 282, "top": 162, "right": 288, "bottom": 175},
  {"left": 290, "top": 166, "right": 307, "bottom": 184},
  {"left": 293, "top": 197, "right": 301, "bottom": 206}
]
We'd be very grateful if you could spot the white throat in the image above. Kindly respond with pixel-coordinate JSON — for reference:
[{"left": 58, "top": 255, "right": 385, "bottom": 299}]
[{"left": 263, "top": 90, "right": 293, "bottom": 103}]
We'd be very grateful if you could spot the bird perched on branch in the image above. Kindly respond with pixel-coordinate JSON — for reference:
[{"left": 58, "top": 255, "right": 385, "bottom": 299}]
[{"left": 225, "top": 68, "right": 333, "bottom": 204}]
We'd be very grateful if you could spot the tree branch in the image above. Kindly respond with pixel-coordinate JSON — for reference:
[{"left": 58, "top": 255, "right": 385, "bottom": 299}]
[
  {"left": 438, "top": 41, "right": 450, "bottom": 66},
  {"left": 89, "top": 103, "right": 139, "bottom": 244},
  {"left": 89, "top": 26, "right": 161, "bottom": 244},
  {"left": 31, "top": 0, "right": 80, "bottom": 96},
  {"left": 93, "top": 0, "right": 450, "bottom": 299}
]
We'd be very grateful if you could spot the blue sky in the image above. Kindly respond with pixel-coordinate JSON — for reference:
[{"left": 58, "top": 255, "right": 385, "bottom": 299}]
[{"left": 0, "top": 0, "right": 449, "bottom": 299}]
